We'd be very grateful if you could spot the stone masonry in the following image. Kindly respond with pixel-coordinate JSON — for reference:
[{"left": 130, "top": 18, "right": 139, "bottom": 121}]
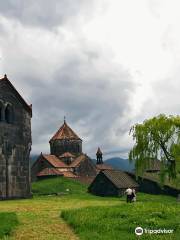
[{"left": 0, "top": 75, "right": 32, "bottom": 199}]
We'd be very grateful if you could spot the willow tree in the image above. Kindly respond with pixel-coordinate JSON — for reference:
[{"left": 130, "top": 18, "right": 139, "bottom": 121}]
[{"left": 129, "top": 114, "right": 180, "bottom": 183}]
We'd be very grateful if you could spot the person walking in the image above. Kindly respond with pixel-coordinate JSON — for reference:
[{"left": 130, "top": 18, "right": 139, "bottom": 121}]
[{"left": 125, "top": 187, "right": 132, "bottom": 203}]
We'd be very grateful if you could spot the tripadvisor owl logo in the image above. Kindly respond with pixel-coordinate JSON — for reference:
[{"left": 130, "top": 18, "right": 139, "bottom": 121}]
[{"left": 135, "top": 227, "right": 143, "bottom": 236}]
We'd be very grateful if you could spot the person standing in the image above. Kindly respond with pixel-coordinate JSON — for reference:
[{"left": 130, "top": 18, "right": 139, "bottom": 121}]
[
  {"left": 125, "top": 187, "right": 133, "bottom": 203},
  {"left": 131, "top": 189, "right": 136, "bottom": 202}
]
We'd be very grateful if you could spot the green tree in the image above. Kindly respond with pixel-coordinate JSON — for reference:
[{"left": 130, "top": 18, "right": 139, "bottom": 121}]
[{"left": 129, "top": 114, "right": 180, "bottom": 183}]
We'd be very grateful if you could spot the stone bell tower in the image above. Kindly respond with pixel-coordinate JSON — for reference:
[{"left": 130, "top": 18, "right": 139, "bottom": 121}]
[
  {"left": 0, "top": 75, "right": 32, "bottom": 199},
  {"left": 96, "top": 147, "right": 103, "bottom": 164}
]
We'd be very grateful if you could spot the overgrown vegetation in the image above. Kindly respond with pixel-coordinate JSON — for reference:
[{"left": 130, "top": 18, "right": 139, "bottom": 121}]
[
  {"left": 32, "top": 177, "right": 87, "bottom": 195},
  {"left": 62, "top": 193, "right": 180, "bottom": 240},
  {"left": 129, "top": 114, "right": 180, "bottom": 183},
  {"left": 0, "top": 212, "right": 19, "bottom": 238}
]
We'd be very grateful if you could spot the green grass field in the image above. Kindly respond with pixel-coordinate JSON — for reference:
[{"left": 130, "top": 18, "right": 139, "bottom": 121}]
[
  {"left": 0, "top": 212, "right": 19, "bottom": 238},
  {"left": 0, "top": 177, "right": 179, "bottom": 239},
  {"left": 32, "top": 177, "right": 87, "bottom": 195},
  {"left": 62, "top": 197, "right": 180, "bottom": 240}
]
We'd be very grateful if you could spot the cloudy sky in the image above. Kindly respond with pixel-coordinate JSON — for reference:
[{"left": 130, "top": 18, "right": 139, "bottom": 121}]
[{"left": 0, "top": 0, "right": 180, "bottom": 159}]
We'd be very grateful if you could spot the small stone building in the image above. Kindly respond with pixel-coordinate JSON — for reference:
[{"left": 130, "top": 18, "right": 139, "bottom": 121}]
[
  {"left": 88, "top": 169, "right": 139, "bottom": 196},
  {"left": 31, "top": 120, "right": 97, "bottom": 181},
  {"left": 0, "top": 75, "right": 32, "bottom": 199},
  {"left": 126, "top": 171, "right": 180, "bottom": 197}
]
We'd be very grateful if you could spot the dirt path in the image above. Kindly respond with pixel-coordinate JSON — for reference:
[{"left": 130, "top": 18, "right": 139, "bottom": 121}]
[{"left": 0, "top": 195, "right": 119, "bottom": 239}]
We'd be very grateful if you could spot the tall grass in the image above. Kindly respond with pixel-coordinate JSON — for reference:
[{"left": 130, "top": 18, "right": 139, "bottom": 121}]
[{"left": 62, "top": 194, "right": 180, "bottom": 240}]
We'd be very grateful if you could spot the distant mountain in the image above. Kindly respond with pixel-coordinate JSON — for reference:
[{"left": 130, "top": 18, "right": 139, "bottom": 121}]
[
  {"left": 105, "top": 157, "right": 134, "bottom": 172},
  {"left": 92, "top": 157, "right": 134, "bottom": 172}
]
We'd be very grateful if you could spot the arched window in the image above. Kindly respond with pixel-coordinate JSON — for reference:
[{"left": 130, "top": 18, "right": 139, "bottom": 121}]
[{"left": 5, "top": 104, "right": 14, "bottom": 124}]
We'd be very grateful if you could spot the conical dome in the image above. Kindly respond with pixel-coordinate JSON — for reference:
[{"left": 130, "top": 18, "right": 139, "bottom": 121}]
[
  {"left": 49, "top": 120, "right": 82, "bottom": 156},
  {"left": 50, "top": 120, "right": 81, "bottom": 142}
]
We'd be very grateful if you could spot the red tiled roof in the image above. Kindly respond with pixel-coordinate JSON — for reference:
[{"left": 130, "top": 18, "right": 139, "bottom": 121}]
[
  {"left": 61, "top": 171, "right": 77, "bottom": 178},
  {"left": 59, "top": 152, "right": 75, "bottom": 158},
  {"left": 75, "top": 176, "right": 95, "bottom": 184},
  {"left": 96, "top": 163, "right": 113, "bottom": 170},
  {"left": 37, "top": 168, "right": 63, "bottom": 177},
  {"left": 43, "top": 154, "right": 67, "bottom": 168},
  {"left": 69, "top": 154, "right": 87, "bottom": 167},
  {"left": 50, "top": 121, "right": 81, "bottom": 142},
  {"left": 0, "top": 74, "right": 32, "bottom": 116}
]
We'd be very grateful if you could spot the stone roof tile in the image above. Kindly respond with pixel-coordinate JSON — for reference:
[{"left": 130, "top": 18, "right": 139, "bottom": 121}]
[
  {"left": 43, "top": 154, "right": 68, "bottom": 168},
  {"left": 103, "top": 169, "right": 139, "bottom": 189},
  {"left": 37, "top": 168, "right": 63, "bottom": 176},
  {"left": 50, "top": 120, "right": 81, "bottom": 142}
]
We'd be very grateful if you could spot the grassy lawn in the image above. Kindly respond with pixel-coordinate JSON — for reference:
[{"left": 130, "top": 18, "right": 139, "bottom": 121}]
[
  {"left": 0, "top": 212, "right": 19, "bottom": 239},
  {"left": 0, "top": 178, "right": 179, "bottom": 239},
  {"left": 32, "top": 177, "right": 87, "bottom": 195}
]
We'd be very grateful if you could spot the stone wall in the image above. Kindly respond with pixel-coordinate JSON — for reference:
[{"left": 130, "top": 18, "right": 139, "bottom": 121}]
[
  {"left": 88, "top": 172, "right": 119, "bottom": 196},
  {"left": 0, "top": 79, "right": 32, "bottom": 199},
  {"left": 50, "top": 139, "right": 82, "bottom": 156},
  {"left": 74, "top": 157, "right": 97, "bottom": 177},
  {"left": 31, "top": 156, "right": 52, "bottom": 182},
  {"left": 126, "top": 172, "right": 180, "bottom": 197}
]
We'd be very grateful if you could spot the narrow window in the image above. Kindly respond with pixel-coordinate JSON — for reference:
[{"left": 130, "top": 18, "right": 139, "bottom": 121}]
[
  {"left": 5, "top": 105, "right": 13, "bottom": 124},
  {"left": 0, "top": 106, "right": 2, "bottom": 121},
  {"left": 0, "top": 101, "right": 3, "bottom": 122}
]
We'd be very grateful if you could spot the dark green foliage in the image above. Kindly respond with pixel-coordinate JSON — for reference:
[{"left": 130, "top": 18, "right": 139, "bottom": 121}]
[
  {"left": 129, "top": 114, "right": 180, "bottom": 183},
  {"left": 0, "top": 212, "right": 19, "bottom": 238},
  {"left": 62, "top": 193, "right": 180, "bottom": 240},
  {"left": 32, "top": 177, "right": 87, "bottom": 195}
]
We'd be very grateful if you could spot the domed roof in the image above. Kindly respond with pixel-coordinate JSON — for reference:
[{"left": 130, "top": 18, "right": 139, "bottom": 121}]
[{"left": 50, "top": 120, "right": 82, "bottom": 142}]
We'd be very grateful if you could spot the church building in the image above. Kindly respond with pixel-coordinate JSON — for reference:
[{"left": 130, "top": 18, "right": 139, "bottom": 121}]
[
  {"left": 31, "top": 119, "right": 98, "bottom": 181},
  {"left": 0, "top": 75, "right": 32, "bottom": 199}
]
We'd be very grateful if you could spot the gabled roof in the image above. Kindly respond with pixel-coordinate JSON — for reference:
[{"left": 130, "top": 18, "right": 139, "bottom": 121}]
[
  {"left": 96, "top": 163, "right": 113, "bottom": 171},
  {"left": 59, "top": 152, "right": 75, "bottom": 158},
  {"left": 36, "top": 168, "right": 76, "bottom": 178},
  {"left": 69, "top": 154, "right": 87, "bottom": 167},
  {"left": 61, "top": 171, "right": 77, "bottom": 178},
  {"left": 50, "top": 120, "right": 82, "bottom": 142},
  {"left": 0, "top": 74, "right": 32, "bottom": 116},
  {"left": 42, "top": 154, "right": 68, "bottom": 168},
  {"left": 102, "top": 169, "right": 139, "bottom": 189},
  {"left": 37, "top": 168, "right": 63, "bottom": 177}
]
